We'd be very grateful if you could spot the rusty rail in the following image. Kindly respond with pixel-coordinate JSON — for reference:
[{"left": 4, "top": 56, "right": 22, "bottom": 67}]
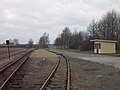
[
  {"left": 40, "top": 59, "right": 60, "bottom": 90},
  {"left": 0, "top": 50, "right": 33, "bottom": 90},
  {"left": 41, "top": 49, "right": 71, "bottom": 90},
  {"left": 0, "top": 50, "right": 32, "bottom": 73},
  {"left": 61, "top": 54, "right": 71, "bottom": 90}
]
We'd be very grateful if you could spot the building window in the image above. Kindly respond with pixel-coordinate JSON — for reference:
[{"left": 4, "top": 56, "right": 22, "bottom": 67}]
[
  {"left": 98, "top": 43, "right": 101, "bottom": 49},
  {"left": 94, "top": 43, "right": 101, "bottom": 49},
  {"left": 94, "top": 44, "right": 97, "bottom": 49}
]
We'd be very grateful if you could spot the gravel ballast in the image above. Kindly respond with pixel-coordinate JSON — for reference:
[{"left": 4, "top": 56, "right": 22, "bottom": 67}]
[{"left": 6, "top": 49, "right": 58, "bottom": 90}]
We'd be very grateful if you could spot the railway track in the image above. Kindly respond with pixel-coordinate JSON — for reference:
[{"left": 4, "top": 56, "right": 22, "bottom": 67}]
[
  {"left": 40, "top": 51, "right": 71, "bottom": 90},
  {"left": 0, "top": 49, "right": 70, "bottom": 90},
  {"left": 0, "top": 49, "right": 33, "bottom": 90},
  {"left": 0, "top": 50, "right": 28, "bottom": 72}
]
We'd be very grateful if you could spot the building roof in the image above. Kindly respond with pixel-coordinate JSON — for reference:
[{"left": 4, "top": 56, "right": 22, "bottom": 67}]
[{"left": 90, "top": 39, "right": 117, "bottom": 43}]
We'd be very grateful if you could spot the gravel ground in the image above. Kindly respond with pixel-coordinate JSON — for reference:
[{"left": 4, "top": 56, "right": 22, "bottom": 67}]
[
  {"left": 6, "top": 49, "right": 58, "bottom": 90},
  {"left": 69, "top": 57, "right": 120, "bottom": 90},
  {"left": 49, "top": 49, "right": 120, "bottom": 90},
  {"left": 51, "top": 49, "right": 120, "bottom": 69}
]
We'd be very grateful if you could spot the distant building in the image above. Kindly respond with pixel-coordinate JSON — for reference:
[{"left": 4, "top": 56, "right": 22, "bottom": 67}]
[{"left": 90, "top": 39, "right": 117, "bottom": 54}]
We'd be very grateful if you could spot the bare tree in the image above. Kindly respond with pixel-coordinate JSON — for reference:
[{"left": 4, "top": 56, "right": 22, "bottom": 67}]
[
  {"left": 54, "top": 27, "right": 84, "bottom": 49},
  {"left": 28, "top": 38, "right": 34, "bottom": 48},
  {"left": 88, "top": 10, "right": 119, "bottom": 40},
  {"left": 87, "top": 20, "right": 100, "bottom": 39},
  {"left": 13, "top": 39, "right": 19, "bottom": 45},
  {"left": 60, "top": 27, "right": 71, "bottom": 49},
  {"left": 87, "top": 9, "right": 120, "bottom": 50},
  {"left": 39, "top": 33, "right": 49, "bottom": 48}
]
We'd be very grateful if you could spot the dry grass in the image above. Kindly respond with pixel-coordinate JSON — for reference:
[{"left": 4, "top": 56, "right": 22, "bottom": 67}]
[
  {"left": 30, "top": 49, "right": 58, "bottom": 60},
  {"left": 0, "top": 48, "right": 28, "bottom": 65}
]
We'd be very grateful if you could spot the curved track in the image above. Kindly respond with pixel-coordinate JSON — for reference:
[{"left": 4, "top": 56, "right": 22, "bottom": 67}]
[
  {"left": 40, "top": 50, "right": 71, "bottom": 90},
  {"left": 0, "top": 49, "right": 70, "bottom": 90}
]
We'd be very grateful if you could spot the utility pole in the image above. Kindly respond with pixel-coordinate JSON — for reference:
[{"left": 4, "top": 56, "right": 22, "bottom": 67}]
[{"left": 6, "top": 40, "right": 10, "bottom": 60}]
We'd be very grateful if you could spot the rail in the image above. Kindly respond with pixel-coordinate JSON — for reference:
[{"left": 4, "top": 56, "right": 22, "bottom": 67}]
[
  {"left": 0, "top": 50, "right": 32, "bottom": 73},
  {"left": 40, "top": 49, "right": 71, "bottom": 90},
  {"left": 40, "top": 59, "right": 60, "bottom": 90},
  {"left": 0, "top": 49, "right": 33, "bottom": 90}
]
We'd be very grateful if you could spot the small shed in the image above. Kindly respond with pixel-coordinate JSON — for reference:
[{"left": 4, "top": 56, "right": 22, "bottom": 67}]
[{"left": 90, "top": 39, "right": 117, "bottom": 54}]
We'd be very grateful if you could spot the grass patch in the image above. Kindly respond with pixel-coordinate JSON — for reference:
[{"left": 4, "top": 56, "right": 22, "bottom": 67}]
[
  {"left": 54, "top": 48, "right": 120, "bottom": 57},
  {"left": 99, "top": 50, "right": 120, "bottom": 57},
  {"left": 54, "top": 48, "right": 94, "bottom": 53}
]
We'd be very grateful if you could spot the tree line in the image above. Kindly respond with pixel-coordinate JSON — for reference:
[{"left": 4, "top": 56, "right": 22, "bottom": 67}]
[
  {"left": 28, "top": 33, "right": 49, "bottom": 48},
  {"left": 0, "top": 33, "right": 50, "bottom": 48},
  {"left": 54, "top": 27, "right": 90, "bottom": 50},
  {"left": 54, "top": 10, "right": 120, "bottom": 50},
  {"left": 2, "top": 10, "right": 120, "bottom": 50}
]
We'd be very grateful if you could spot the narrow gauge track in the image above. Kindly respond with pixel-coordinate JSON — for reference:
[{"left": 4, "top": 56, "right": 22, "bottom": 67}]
[
  {"left": 0, "top": 49, "right": 33, "bottom": 90},
  {"left": 40, "top": 50, "right": 71, "bottom": 90}
]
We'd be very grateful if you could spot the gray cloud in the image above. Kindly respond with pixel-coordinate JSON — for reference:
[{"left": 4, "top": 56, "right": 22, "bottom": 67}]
[{"left": 0, "top": 0, "right": 120, "bottom": 44}]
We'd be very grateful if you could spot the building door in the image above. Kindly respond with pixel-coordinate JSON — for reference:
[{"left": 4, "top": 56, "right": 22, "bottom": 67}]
[
  {"left": 95, "top": 43, "right": 101, "bottom": 54},
  {"left": 96, "top": 44, "right": 98, "bottom": 54}
]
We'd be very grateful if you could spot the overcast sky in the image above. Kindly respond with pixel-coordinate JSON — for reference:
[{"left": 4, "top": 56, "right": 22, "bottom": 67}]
[{"left": 0, "top": 0, "right": 120, "bottom": 44}]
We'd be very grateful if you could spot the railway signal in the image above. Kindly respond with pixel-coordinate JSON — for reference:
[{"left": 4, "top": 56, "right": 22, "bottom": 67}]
[{"left": 6, "top": 40, "right": 10, "bottom": 60}]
